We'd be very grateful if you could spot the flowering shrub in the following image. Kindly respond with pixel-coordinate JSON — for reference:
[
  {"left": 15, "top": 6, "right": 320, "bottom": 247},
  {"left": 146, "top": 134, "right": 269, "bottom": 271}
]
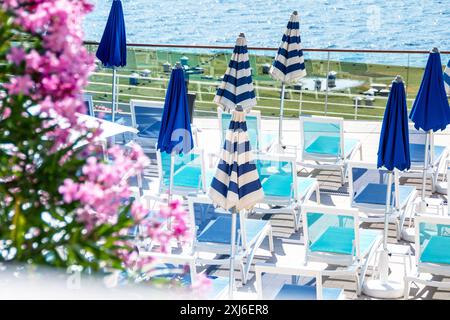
[{"left": 0, "top": 0, "right": 190, "bottom": 276}]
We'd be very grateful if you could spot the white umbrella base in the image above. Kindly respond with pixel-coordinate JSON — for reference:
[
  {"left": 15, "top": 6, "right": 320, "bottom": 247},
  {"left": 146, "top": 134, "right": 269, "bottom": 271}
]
[{"left": 363, "top": 279, "right": 404, "bottom": 299}]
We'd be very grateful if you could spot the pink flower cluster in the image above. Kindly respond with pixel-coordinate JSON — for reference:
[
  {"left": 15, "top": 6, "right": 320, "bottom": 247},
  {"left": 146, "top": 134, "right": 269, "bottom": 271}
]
[
  {"left": 3, "top": 0, "right": 96, "bottom": 149},
  {"left": 59, "top": 144, "right": 149, "bottom": 231},
  {"left": 144, "top": 199, "right": 191, "bottom": 253},
  {"left": 117, "top": 199, "right": 191, "bottom": 270}
]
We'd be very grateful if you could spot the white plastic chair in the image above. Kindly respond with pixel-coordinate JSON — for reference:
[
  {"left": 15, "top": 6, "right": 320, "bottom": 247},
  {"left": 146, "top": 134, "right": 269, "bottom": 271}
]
[{"left": 298, "top": 116, "right": 362, "bottom": 185}]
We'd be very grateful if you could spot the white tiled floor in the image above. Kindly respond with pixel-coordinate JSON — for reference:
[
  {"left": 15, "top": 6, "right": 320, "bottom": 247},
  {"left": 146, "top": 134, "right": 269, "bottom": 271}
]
[{"left": 148, "top": 117, "right": 450, "bottom": 300}]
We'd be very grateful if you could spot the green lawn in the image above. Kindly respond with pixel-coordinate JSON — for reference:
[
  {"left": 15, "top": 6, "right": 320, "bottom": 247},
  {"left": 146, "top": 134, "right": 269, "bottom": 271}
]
[{"left": 84, "top": 45, "right": 446, "bottom": 120}]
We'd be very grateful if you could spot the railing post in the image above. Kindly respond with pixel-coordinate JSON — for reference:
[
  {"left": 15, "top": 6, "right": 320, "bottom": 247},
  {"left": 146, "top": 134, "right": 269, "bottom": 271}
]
[
  {"left": 406, "top": 53, "right": 410, "bottom": 100},
  {"left": 324, "top": 51, "right": 330, "bottom": 115}
]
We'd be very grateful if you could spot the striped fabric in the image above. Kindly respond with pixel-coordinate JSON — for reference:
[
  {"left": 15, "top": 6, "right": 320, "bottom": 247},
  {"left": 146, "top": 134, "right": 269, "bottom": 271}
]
[
  {"left": 214, "top": 34, "right": 257, "bottom": 111},
  {"left": 445, "top": 59, "right": 450, "bottom": 95},
  {"left": 209, "top": 110, "right": 264, "bottom": 211},
  {"left": 270, "top": 11, "right": 307, "bottom": 83}
]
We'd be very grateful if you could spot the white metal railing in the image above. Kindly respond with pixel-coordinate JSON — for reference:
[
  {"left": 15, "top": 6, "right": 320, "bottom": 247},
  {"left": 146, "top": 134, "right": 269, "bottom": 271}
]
[
  {"left": 83, "top": 44, "right": 450, "bottom": 121},
  {"left": 86, "top": 72, "right": 401, "bottom": 121}
]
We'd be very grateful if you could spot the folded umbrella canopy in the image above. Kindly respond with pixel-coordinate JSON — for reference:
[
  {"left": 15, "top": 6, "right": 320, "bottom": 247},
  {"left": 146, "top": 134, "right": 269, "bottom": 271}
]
[
  {"left": 157, "top": 64, "right": 193, "bottom": 200},
  {"left": 364, "top": 76, "right": 411, "bottom": 298},
  {"left": 96, "top": 0, "right": 127, "bottom": 123},
  {"left": 214, "top": 33, "right": 256, "bottom": 111},
  {"left": 409, "top": 48, "right": 450, "bottom": 211},
  {"left": 209, "top": 107, "right": 264, "bottom": 298},
  {"left": 270, "top": 11, "right": 307, "bottom": 151}
]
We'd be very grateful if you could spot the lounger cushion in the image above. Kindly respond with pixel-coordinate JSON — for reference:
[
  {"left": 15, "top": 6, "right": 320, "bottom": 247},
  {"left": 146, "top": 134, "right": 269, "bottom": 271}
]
[
  {"left": 163, "top": 166, "right": 202, "bottom": 189},
  {"left": 197, "top": 215, "right": 269, "bottom": 245},
  {"left": 275, "top": 284, "right": 342, "bottom": 300},
  {"left": 410, "top": 143, "right": 446, "bottom": 164},
  {"left": 305, "top": 136, "right": 359, "bottom": 158},
  {"left": 354, "top": 183, "right": 415, "bottom": 208},
  {"left": 310, "top": 227, "right": 380, "bottom": 256},
  {"left": 140, "top": 122, "right": 161, "bottom": 138},
  {"left": 261, "top": 174, "right": 292, "bottom": 197},
  {"left": 421, "top": 236, "right": 450, "bottom": 265},
  {"left": 261, "top": 176, "right": 316, "bottom": 200}
]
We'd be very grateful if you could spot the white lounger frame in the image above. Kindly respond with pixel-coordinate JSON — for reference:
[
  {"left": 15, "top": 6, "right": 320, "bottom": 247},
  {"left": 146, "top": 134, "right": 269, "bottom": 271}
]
[
  {"left": 252, "top": 153, "right": 320, "bottom": 230},
  {"left": 139, "top": 251, "right": 228, "bottom": 299},
  {"left": 404, "top": 214, "right": 450, "bottom": 299},
  {"left": 156, "top": 148, "right": 207, "bottom": 196},
  {"left": 255, "top": 262, "right": 344, "bottom": 300},
  {"left": 130, "top": 99, "right": 165, "bottom": 153},
  {"left": 82, "top": 93, "right": 94, "bottom": 116},
  {"left": 347, "top": 161, "right": 417, "bottom": 239},
  {"left": 188, "top": 196, "right": 274, "bottom": 285},
  {"left": 302, "top": 204, "right": 382, "bottom": 295},
  {"left": 406, "top": 128, "right": 449, "bottom": 193},
  {"left": 297, "top": 116, "right": 362, "bottom": 185}
]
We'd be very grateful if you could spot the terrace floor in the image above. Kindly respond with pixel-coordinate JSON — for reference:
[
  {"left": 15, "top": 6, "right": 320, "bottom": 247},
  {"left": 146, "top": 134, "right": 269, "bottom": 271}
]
[{"left": 143, "top": 118, "right": 450, "bottom": 300}]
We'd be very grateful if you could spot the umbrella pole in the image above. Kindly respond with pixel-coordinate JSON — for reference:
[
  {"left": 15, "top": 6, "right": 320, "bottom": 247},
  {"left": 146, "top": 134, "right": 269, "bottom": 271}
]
[
  {"left": 229, "top": 208, "right": 237, "bottom": 299},
  {"left": 111, "top": 67, "right": 117, "bottom": 123},
  {"left": 272, "top": 83, "right": 286, "bottom": 153},
  {"left": 418, "top": 131, "right": 430, "bottom": 213},
  {"left": 363, "top": 170, "right": 404, "bottom": 298},
  {"left": 278, "top": 83, "right": 286, "bottom": 146},
  {"left": 381, "top": 171, "right": 393, "bottom": 265},
  {"left": 169, "top": 152, "right": 175, "bottom": 204}
]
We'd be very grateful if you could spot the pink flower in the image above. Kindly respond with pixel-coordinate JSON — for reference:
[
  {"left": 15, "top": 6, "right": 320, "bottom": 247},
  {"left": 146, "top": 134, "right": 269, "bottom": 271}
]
[
  {"left": 4, "top": 75, "right": 34, "bottom": 95},
  {"left": 2, "top": 107, "right": 12, "bottom": 120},
  {"left": 25, "top": 49, "right": 41, "bottom": 71},
  {"left": 7, "top": 47, "right": 26, "bottom": 65},
  {"left": 58, "top": 179, "right": 79, "bottom": 203},
  {"left": 131, "top": 202, "right": 148, "bottom": 222},
  {"left": 191, "top": 273, "right": 213, "bottom": 295}
]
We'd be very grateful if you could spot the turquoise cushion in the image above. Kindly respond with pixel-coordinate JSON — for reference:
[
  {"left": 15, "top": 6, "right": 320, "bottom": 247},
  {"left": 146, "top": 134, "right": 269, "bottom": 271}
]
[
  {"left": 197, "top": 215, "right": 269, "bottom": 245},
  {"left": 410, "top": 144, "right": 446, "bottom": 164},
  {"left": 354, "top": 183, "right": 415, "bottom": 208},
  {"left": 310, "top": 227, "right": 380, "bottom": 256},
  {"left": 421, "top": 236, "right": 450, "bottom": 265},
  {"left": 262, "top": 174, "right": 292, "bottom": 197},
  {"left": 310, "top": 226, "right": 355, "bottom": 255},
  {"left": 305, "top": 136, "right": 341, "bottom": 156},
  {"left": 275, "top": 284, "right": 342, "bottom": 300},
  {"left": 305, "top": 136, "right": 359, "bottom": 158},
  {"left": 163, "top": 166, "right": 202, "bottom": 189}
]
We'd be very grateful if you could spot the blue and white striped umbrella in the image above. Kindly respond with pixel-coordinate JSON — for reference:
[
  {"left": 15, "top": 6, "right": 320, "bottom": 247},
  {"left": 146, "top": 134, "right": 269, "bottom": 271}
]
[
  {"left": 270, "top": 11, "right": 306, "bottom": 83},
  {"left": 444, "top": 59, "right": 450, "bottom": 95},
  {"left": 214, "top": 34, "right": 256, "bottom": 111},
  {"left": 270, "top": 11, "right": 306, "bottom": 150},
  {"left": 208, "top": 107, "right": 264, "bottom": 298},
  {"left": 209, "top": 109, "right": 264, "bottom": 210}
]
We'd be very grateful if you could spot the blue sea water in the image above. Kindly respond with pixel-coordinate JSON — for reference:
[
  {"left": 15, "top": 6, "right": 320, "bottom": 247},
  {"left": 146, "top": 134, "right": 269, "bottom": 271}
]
[{"left": 83, "top": 0, "right": 450, "bottom": 66}]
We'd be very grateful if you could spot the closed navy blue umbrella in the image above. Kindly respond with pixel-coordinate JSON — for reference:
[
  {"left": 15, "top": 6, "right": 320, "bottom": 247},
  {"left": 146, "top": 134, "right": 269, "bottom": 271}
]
[
  {"left": 96, "top": 0, "right": 127, "bottom": 122},
  {"left": 378, "top": 77, "right": 411, "bottom": 172},
  {"left": 363, "top": 76, "right": 411, "bottom": 298},
  {"left": 157, "top": 64, "right": 193, "bottom": 200},
  {"left": 409, "top": 48, "right": 450, "bottom": 209}
]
